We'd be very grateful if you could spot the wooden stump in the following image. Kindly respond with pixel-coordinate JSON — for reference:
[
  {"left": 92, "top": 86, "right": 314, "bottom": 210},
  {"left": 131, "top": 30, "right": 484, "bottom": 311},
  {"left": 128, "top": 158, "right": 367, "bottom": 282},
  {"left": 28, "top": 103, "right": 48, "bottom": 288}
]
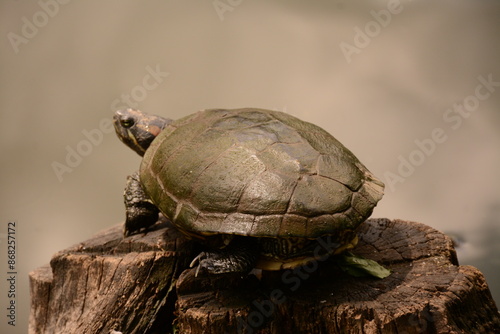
[
  {"left": 29, "top": 218, "right": 197, "bottom": 334},
  {"left": 30, "top": 218, "right": 500, "bottom": 333}
]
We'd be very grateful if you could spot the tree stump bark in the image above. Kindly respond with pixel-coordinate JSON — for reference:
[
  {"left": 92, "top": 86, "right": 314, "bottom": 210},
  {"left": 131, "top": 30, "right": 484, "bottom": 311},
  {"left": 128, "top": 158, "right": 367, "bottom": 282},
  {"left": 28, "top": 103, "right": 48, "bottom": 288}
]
[
  {"left": 29, "top": 217, "right": 197, "bottom": 334},
  {"left": 30, "top": 218, "right": 500, "bottom": 334}
]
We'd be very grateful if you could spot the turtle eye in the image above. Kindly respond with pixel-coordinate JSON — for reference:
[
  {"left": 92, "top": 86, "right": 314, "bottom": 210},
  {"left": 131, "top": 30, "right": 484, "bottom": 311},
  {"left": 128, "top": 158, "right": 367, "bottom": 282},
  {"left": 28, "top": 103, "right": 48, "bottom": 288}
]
[{"left": 121, "top": 117, "right": 134, "bottom": 128}]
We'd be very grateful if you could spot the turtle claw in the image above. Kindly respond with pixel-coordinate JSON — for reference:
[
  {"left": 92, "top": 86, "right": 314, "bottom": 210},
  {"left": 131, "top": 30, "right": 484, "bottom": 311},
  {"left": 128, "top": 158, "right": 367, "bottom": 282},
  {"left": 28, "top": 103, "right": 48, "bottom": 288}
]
[
  {"left": 190, "top": 252, "right": 219, "bottom": 277},
  {"left": 189, "top": 244, "right": 258, "bottom": 276},
  {"left": 189, "top": 252, "right": 207, "bottom": 277}
]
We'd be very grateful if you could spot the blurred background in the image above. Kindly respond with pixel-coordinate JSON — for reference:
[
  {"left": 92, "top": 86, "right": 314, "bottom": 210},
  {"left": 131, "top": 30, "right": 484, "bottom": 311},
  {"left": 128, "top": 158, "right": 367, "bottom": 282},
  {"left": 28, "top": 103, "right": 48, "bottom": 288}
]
[{"left": 1, "top": 1, "right": 499, "bottom": 332}]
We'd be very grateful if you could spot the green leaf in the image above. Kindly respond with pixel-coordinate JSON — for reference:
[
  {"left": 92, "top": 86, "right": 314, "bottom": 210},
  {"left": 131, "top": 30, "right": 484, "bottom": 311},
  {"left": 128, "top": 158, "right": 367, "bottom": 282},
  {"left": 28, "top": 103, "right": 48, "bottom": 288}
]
[{"left": 337, "top": 252, "right": 391, "bottom": 279}]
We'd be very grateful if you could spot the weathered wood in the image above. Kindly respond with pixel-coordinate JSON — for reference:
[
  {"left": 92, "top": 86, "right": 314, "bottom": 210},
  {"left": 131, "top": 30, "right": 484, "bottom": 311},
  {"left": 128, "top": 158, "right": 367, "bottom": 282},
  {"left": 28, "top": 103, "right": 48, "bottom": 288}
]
[
  {"left": 29, "top": 218, "right": 196, "bottom": 334},
  {"left": 30, "top": 218, "right": 500, "bottom": 333},
  {"left": 174, "top": 218, "right": 500, "bottom": 333}
]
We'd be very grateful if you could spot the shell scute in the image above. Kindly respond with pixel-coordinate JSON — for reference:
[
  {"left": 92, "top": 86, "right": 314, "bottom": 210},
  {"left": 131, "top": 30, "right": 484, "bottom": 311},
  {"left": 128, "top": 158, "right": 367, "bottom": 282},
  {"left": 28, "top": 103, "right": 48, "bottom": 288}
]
[
  {"left": 288, "top": 175, "right": 351, "bottom": 216},
  {"left": 190, "top": 147, "right": 266, "bottom": 213},
  {"left": 238, "top": 170, "right": 296, "bottom": 214},
  {"left": 317, "top": 154, "right": 364, "bottom": 191}
]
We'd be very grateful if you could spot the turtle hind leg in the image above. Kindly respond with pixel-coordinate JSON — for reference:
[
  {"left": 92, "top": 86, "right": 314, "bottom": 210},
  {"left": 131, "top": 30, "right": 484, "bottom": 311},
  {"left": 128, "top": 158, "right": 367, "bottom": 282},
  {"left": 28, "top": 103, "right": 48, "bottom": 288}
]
[
  {"left": 190, "top": 237, "right": 259, "bottom": 275},
  {"left": 123, "top": 171, "right": 159, "bottom": 237}
]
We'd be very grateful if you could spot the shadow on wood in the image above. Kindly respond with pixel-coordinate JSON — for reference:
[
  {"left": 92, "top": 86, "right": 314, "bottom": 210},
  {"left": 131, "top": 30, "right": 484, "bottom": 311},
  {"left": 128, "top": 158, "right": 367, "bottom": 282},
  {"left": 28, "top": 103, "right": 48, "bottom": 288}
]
[{"left": 30, "top": 218, "right": 500, "bottom": 333}]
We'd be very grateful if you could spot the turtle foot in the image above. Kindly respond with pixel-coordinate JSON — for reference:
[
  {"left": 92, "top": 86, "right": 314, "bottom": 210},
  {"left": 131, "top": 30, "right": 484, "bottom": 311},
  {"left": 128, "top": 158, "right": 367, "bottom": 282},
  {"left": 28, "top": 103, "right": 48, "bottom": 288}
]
[
  {"left": 190, "top": 238, "right": 259, "bottom": 276},
  {"left": 123, "top": 171, "right": 159, "bottom": 237},
  {"left": 123, "top": 206, "right": 158, "bottom": 237},
  {"left": 189, "top": 251, "right": 248, "bottom": 276}
]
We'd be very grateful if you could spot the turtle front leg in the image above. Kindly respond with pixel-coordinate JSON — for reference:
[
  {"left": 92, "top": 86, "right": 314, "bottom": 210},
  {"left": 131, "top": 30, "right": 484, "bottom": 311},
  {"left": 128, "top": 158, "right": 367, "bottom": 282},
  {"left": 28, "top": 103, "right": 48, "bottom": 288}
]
[
  {"left": 123, "top": 171, "right": 159, "bottom": 237},
  {"left": 190, "top": 237, "right": 259, "bottom": 276}
]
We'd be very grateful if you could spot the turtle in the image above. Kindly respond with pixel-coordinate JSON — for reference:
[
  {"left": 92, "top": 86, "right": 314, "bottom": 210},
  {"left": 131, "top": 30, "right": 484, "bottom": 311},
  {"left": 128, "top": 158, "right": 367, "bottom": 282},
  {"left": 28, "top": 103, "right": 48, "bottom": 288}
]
[{"left": 113, "top": 108, "right": 384, "bottom": 275}]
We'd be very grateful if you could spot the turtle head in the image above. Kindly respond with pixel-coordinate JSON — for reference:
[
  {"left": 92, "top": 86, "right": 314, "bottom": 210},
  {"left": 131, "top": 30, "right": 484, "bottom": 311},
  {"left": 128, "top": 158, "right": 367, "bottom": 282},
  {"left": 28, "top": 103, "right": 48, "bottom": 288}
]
[{"left": 113, "top": 109, "right": 172, "bottom": 156}]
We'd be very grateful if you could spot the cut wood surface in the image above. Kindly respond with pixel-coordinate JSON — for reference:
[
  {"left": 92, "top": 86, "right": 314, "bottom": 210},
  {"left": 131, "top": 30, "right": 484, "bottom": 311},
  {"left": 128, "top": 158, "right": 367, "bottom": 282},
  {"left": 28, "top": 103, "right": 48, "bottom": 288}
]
[{"left": 29, "top": 218, "right": 500, "bottom": 333}]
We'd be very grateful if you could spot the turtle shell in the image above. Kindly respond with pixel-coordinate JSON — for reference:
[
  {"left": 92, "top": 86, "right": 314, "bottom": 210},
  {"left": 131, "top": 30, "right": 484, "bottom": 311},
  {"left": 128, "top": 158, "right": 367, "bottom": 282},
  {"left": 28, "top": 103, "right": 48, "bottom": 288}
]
[{"left": 140, "top": 108, "right": 384, "bottom": 239}]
